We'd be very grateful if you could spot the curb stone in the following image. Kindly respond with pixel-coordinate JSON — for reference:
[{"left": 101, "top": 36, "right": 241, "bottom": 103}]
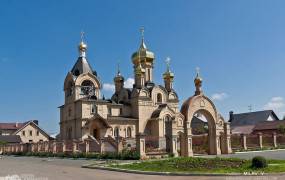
[{"left": 81, "top": 164, "right": 285, "bottom": 176}]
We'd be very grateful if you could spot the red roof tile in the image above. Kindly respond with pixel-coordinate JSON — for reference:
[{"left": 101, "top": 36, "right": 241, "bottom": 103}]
[{"left": 0, "top": 123, "right": 25, "bottom": 130}]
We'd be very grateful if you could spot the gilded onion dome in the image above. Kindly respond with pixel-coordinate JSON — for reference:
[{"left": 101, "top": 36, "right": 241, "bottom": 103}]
[
  {"left": 163, "top": 57, "right": 174, "bottom": 79},
  {"left": 194, "top": 71, "right": 202, "bottom": 86},
  {"left": 78, "top": 41, "right": 87, "bottom": 52},
  {"left": 194, "top": 67, "right": 203, "bottom": 95},
  {"left": 78, "top": 32, "right": 87, "bottom": 57},
  {"left": 132, "top": 28, "right": 155, "bottom": 65}
]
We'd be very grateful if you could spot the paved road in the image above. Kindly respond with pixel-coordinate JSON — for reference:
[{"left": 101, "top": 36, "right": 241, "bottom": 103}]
[{"left": 0, "top": 151, "right": 285, "bottom": 180}]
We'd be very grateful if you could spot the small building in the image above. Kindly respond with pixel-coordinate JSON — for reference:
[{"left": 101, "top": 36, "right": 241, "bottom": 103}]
[
  {"left": 0, "top": 135, "right": 21, "bottom": 144},
  {"left": 0, "top": 120, "right": 51, "bottom": 143},
  {"left": 229, "top": 110, "right": 280, "bottom": 134}
]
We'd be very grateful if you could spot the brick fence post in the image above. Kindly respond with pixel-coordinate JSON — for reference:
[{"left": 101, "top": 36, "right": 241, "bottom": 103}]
[
  {"left": 85, "top": 140, "right": 90, "bottom": 153},
  {"left": 53, "top": 141, "right": 57, "bottom": 154},
  {"left": 73, "top": 141, "right": 77, "bottom": 153},
  {"left": 62, "top": 141, "right": 66, "bottom": 152},
  {"left": 273, "top": 132, "right": 277, "bottom": 148},
  {"left": 258, "top": 133, "right": 263, "bottom": 149},
  {"left": 241, "top": 134, "right": 247, "bottom": 150},
  {"left": 116, "top": 137, "right": 124, "bottom": 154},
  {"left": 37, "top": 142, "right": 41, "bottom": 152}
]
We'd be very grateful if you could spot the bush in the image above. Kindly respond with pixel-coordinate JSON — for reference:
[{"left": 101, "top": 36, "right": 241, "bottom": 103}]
[
  {"left": 119, "top": 149, "right": 140, "bottom": 160},
  {"left": 252, "top": 156, "right": 268, "bottom": 168}
]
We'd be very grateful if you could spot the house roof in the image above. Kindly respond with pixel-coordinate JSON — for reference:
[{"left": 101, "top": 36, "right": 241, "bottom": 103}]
[
  {"left": 229, "top": 110, "right": 279, "bottom": 127},
  {"left": 0, "top": 135, "right": 21, "bottom": 143},
  {"left": 191, "top": 116, "right": 207, "bottom": 124},
  {"left": 13, "top": 120, "right": 51, "bottom": 139},
  {"left": 0, "top": 123, "right": 24, "bottom": 130},
  {"left": 253, "top": 120, "right": 285, "bottom": 131},
  {"left": 231, "top": 125, "right": 255, "bottom": 134}
]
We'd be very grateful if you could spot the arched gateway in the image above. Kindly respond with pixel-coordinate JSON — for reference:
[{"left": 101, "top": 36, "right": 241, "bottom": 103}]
[{"left": 180, "top": 70, "right": 232, "bottom": 156}]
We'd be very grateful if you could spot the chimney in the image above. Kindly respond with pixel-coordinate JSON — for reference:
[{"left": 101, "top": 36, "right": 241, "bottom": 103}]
[
  {"left": 33, "top": 120, "right": 39, "bottom": 125},
  {"left": 229, "top": 111, "right": 234, "bottom": 122}
]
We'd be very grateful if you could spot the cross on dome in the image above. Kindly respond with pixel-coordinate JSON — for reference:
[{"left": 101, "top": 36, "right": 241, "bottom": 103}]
[{"left": 165, "top": 57, "right": 171, "bottom": 72}]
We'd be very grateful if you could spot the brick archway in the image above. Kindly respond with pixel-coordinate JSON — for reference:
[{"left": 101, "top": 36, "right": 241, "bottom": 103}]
[{"left": 180, "top": 94, "right": 232, "bottom": 156}]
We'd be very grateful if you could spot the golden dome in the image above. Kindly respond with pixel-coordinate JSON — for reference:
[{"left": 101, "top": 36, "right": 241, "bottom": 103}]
[
  {"left": 194, "top": 75, "right": 202, "bottom": 85},
  {"left": 131, "top": 36, "right": 154, "bottom": 65},
  {"left": 78, "top": 41, "right": 87, "bottom": 51},
  {"left": 194, "top": 67, "right": 202, "bottom": 85},
  {"left": 163, "top": 71, "right": 174, "bottom": 79}
]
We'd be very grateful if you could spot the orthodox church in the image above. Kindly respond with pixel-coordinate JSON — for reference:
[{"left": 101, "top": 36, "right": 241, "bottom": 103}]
[{"left": 59, "top": 31, "right": 232, "bottom": 157}]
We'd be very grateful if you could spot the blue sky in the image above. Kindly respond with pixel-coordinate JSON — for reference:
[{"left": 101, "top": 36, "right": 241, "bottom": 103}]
[{"left": 0, "top": 0, "right": 285, "bottom": 134}]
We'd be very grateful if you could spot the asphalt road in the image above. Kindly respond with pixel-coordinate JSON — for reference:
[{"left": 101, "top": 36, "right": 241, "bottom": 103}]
[{"left": 0, "top": 150, "right": 285, "bottom": 180}]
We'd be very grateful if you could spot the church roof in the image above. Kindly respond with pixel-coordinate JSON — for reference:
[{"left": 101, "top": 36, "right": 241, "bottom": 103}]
[
  {"left": 71, "top": 57, "right": 95, "bottom": 76},
  {"left": 151, "top": 104, "right": 175, "bottom": 118}
]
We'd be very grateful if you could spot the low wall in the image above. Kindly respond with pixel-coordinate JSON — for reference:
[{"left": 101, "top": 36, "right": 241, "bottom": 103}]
[
  {"left": 0, "top": 137, "right": 127, "bottom": 155},
  {"left": 230, "top": 133, "right": 285, "bottom": 151}
]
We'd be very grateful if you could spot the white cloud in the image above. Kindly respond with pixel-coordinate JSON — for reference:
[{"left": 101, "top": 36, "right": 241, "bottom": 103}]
[
  {"left": 264, "top": 97, "right": 285, "bottom": 110},
  {"left": 102, "top": 77, "right": 134, "bottom": 92},
  {"left": 124, "top": 78, "right": 134, "bottom": 88},
  {"left": 102, "top": 83, "right": 115, "bottom": 92},
  {"left": 211, "top": 93, "right": 228, "bottom": 101}
]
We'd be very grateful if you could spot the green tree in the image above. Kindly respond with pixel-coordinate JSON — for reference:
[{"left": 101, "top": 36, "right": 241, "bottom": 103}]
[{"left": 0, "top": 141, "right": 7, "bottom": 145}]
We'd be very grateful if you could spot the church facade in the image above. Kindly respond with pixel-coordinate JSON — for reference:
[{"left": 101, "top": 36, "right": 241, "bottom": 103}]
[{"left": 59, "top": 32, "right": 232, "bottom": 157}]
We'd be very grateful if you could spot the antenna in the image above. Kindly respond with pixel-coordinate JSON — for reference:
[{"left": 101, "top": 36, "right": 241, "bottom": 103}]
[{"left": 248, "top": 105, "right": 253, "bottom": 112}]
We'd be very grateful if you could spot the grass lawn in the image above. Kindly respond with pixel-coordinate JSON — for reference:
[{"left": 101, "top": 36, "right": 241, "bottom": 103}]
[{"left": 109, "top": 157, "right": 285, "bottom": 174}]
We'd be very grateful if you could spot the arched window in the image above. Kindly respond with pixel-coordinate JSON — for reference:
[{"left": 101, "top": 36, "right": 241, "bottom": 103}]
[
  {"left": 114, "top": 127, "right": 119, "bottom": 137},
  {"left": 157, "top": 93, "right": 162, "bottom": 103},
  {"left": 164, "top": 116, "right": 172, "bottom": 136},
  {"left": 67, "top": 127, "right": 72, "bottom": 140},
  {"left": 81, "top": 80, "right": 94, "bottom": 95},
  {"left": 66, "top": 81, "right": 74, "bottom": 97},
  {"left": 68, "top": 108, "right": 72, "bottom": 117},
  {"left": 127, "top": 127, "right": 132, "bottom": 138},
  {"left": 91, "top": 104, "right": 97, "bottom": 114}
]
